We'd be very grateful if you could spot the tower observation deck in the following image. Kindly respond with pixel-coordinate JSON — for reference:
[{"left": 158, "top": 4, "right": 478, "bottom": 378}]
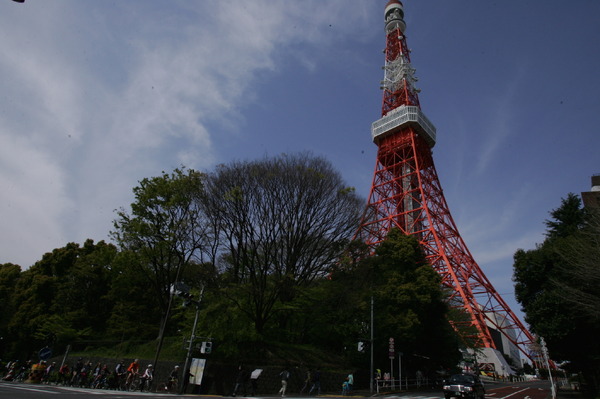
[{"left": 355, "top": 0, "right": 538, "bottom": 364}]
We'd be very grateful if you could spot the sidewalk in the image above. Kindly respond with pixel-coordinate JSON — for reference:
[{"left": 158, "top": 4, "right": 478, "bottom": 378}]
[{"left": 556, "top": 388, "right": 585, "bottom": 399}]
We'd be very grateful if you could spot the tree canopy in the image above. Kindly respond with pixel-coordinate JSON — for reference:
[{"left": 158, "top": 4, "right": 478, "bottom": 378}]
[
  {"left": 111, "top": 167, "right": 211, "bottom": 315},
  {"left": 0, "top": 153, "right": 464, "bottom": 385},
  {"left": 513, "top": 193, "right": 600, "bottom": 394},
  {"left": 201, "top": 153, "right": 364, "bottom": 336}
]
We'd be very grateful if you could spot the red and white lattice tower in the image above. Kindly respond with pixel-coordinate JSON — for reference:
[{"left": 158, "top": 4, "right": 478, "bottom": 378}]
[{"left": 355, "top": 0, "right": 537, "bottom": 362}]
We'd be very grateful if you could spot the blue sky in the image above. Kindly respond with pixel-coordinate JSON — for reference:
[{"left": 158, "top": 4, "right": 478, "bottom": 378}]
[{"left": 1, "top": 1, "right": 599, "bottom": 327}]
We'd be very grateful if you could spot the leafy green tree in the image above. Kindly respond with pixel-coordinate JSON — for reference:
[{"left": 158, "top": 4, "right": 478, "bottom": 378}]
[
  {"left": 292, "top": 230, "right": 461, "bottom": 373},
  {"left": 104, "top": 250, "right": 161, "bottom": 340},
  {"left": 369, "top": 229, "right": 461, "bottom": 372},
  {"left": 6, "top": 240, "right": 119, "bottom": 356},
  {"left": 0, "top": 263, "right": 21, "bottom": 356},
  {"left": 291, "top": 243, "right": 375, "bottom": 360},
  {"left": 201, "top": 153, "right": 363, "bottom": 336},
  {"left": 550, "top": 209, "right": 600, "bottom": 321},
  {"left": 544, "top": 193, "right": 587, "bottom": 240},
  {"left": 50, "top": 240, "right": 117, "bottom": 334},
  {"left": 513, "top": 194, "right": 600, "bottom": 394},
  {"left": 112, "top": 167, "right": 213, "bottom": 367},
  {"left": 112, "top": 167, "right": 211, "bottom": 315},
  {"left": 8, "top": 243, "right": 81, "bottom": 357}
]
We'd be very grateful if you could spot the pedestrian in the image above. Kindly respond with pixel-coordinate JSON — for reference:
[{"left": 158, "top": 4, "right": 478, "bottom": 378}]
[
  {"left": 182, "top": 367, "right": 194, "bottom": 394},
  {"left": 416, "top": 370, "right": 424, "bottom": 388},
  {"left": 342, "top": 377, "right": 350, "bottom": 395},
  {"left": 309, "top": 368, "right": 321, "bottom": 396},
  {"left": 300, "top": 369, "right": 312, "bottom": 393},
  {"left": 374, "top": 368, "right": 382, "bottom": 392},
  {"left": 250, "top": 368, "right": 263, "bottom": 395},
  {"left": 383, "top": 371, "right": 390, "bottom": 387},
  {"left": 278, "top": 368, "right": 290, "bottom": 397},
  {"left": 347, "top": 372, "right": 354, "bottom": 393},
  {"left": 232, "top": 365, "right": 248, "bottom": 396}
]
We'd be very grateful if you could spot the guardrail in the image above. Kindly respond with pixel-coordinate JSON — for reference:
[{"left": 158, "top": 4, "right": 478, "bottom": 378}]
[{"left": 375, "top": 377, "right": 432, "bottom": 393}]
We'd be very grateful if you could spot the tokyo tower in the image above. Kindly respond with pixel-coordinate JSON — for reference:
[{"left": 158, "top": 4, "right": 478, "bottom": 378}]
[{"left": 355, "top": 0, "right": 537, "bottom": 364}]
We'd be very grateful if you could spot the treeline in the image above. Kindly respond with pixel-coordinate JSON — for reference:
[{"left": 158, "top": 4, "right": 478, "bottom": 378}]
[
  {"left": 513, "top": 193, "right": 600, "bottom": 395},
  {"left": 0, "top": 152, "right": 462, "bottom": 378}
]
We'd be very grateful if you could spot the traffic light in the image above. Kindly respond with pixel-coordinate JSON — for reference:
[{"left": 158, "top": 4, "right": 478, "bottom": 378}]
[
  {"left": 172, "top": 282, "right": 194, "bottom": 306},
  {"left": 358, "top": 341, "right": 365, "bottom": 352},
  {"left": 201, "top": 341, "right": 212, "bottom": 354}
]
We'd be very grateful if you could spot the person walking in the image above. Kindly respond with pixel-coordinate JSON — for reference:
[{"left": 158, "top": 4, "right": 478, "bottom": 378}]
[
  {"left": 347, "top": 372, "right": 354, "bottom": 394},
  {"left": 181, "top": 367, "right": 194, "bottom": 394},
  {"left": 300, "top": 369, "right": 312, "bottom": 394},
  {"left": 342, "top": 377, "right": 350, "bottom": 396},
  {"left": 232, "top": 365, "right": 248, "bottom": 397},
  {"left": 250, "top": 369, "right": 262, "bottom": 395},
  {"left": 278, "top": 368, "right": 290, "bottom": 397},
  {"left": 309, "top": 369, "right": 321, "bottom": 396}
]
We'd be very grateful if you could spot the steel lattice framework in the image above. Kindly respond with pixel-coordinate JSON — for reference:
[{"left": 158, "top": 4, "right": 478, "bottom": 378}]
[{"left": 355, "top": 0, "right": 537, "bottom": 363}]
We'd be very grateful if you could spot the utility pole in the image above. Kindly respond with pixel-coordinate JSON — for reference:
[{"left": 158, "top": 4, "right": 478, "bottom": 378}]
[
  {"left": 181, "top": 287, "right": 204, "bottom": 394},
  {"left": 370, "top": 296, "right": 374, "bottom": 393},
  {"left": 153, "top": 288, "right": 175, "bottom": 372},
  {"left": 153, "top": 266, "right": 185, "bottom": 373},
  {"left": 540, "top": 337, "right": 556, "bottom": 399},
  {"left": 398, "top": 352, "right": 403, "bottom": 390}
]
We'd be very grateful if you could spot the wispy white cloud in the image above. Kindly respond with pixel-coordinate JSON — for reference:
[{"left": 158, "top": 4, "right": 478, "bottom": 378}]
[
  {"left": 474, "top": 65, "right": 527, "bottom": 175},
  {"left": 0, "top": 1, "right": 377, "bottom": 268},
  {"left": 0, "top": 131, "right": 72, "bottom": 260},
  {"left": 457, "top": 182, "right": 544, "bottom": 266}
]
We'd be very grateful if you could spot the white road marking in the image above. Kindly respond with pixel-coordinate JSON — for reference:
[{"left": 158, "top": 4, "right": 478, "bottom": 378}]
[{"left": 497, "top": 387, "right": 531, "bottom": 399}]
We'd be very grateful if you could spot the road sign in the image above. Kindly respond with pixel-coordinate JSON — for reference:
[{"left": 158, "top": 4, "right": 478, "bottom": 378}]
[
  {"left": 388, "top": 337, "right": 395, "bottom": 359},
  {"left": 39, "top": 346, "right": 52, "bottom": 360}
]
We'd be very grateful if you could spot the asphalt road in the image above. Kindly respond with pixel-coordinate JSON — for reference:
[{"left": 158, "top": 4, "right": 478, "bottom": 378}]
[
  {"left": 481, "top": 380, "right": 552, "bottom": 399},
  {"left": 0, "top": 380, "right": 552, "bottom": 399}
]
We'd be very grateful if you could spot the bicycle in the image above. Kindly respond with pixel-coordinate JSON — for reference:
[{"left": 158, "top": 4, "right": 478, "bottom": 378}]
[
  {"left": 92, "top": 375, "right": 109, "bottom": 390},
  {"left": 157, "top": 377, "right": 179, "bottom": 394},
  {"left": 118, "top": 375, "right": 129, "bottom": 391},
  {"left": 125, "top": 372, "right": 141, "bottom": 391},
  {"left": 139, "top": 376, "right": 153, "bottom": 392}
]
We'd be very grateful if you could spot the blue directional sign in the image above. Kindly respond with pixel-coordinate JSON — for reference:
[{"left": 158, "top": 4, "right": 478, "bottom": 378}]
[{"left": 39, "top": 346, "right": 52, "bottom": 360}]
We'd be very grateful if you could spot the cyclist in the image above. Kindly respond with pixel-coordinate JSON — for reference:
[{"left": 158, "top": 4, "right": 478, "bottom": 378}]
[
  {"left": 140, "top": 364, "right": 153, "bottom": 392},
  {"left": 167, "top": 365, "right": 180, "bottom": 392},
  {"left": 58, "top": 363, "right": 70, "bottom": 385},
  {"left": 92, "top": 364, "right": 109, "bottom": 389},
  {"left": 114, "top": 360, "right": 126, "bottom": 390},
  {"left": 125, "top": 359, "right": 140, "bottom": 389},
  {"left": 71, "top": 358, "right": 83, "bottom": 386}
]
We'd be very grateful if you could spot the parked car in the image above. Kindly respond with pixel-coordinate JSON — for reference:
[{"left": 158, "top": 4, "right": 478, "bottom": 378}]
[{"left": 442, "top": 373, "right": 485, "bottom": 399}]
